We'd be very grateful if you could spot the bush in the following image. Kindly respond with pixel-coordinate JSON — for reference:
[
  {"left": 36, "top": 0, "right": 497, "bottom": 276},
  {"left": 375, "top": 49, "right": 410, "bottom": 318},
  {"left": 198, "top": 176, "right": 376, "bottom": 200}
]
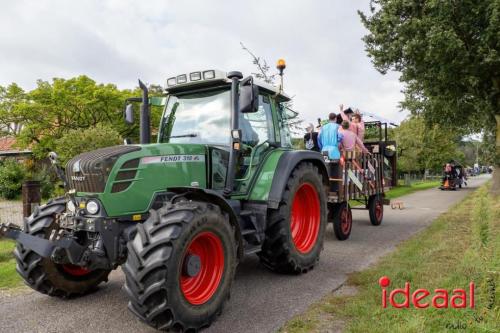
[
  {"left": 0, "top": 159, "right": 27, "bottom": 199},
  {"left": 32, "top": 165, "right": 57, "bottom": 199},
  {"left": 54, "top": 124, "right": 122, "bottom": 165}
]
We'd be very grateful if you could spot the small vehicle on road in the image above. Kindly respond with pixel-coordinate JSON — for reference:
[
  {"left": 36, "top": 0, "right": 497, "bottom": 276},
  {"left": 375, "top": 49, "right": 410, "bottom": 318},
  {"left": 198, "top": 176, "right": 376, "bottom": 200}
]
[{"left": 1, "top": 64, "right": 394, "bottom": 331}]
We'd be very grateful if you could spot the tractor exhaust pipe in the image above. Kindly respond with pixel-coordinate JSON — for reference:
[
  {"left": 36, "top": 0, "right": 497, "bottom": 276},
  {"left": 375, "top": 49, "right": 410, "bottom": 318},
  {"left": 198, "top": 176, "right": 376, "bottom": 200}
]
[{"left": 139, "top": 80, "right": 150, "bottom": 144}]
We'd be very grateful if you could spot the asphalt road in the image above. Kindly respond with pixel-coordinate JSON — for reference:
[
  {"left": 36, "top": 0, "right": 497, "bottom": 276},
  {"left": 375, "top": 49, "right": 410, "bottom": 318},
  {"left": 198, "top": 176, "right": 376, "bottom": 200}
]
[{"left": 0, "top": 175, "right": 490, "bottom": 333}]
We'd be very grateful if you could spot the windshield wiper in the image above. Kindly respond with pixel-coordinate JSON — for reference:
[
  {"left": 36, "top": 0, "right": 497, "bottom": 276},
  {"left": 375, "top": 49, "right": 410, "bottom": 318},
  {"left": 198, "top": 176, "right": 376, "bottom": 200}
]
[{"left": 170, "top": 133, "right": 198, "bottom": 138}]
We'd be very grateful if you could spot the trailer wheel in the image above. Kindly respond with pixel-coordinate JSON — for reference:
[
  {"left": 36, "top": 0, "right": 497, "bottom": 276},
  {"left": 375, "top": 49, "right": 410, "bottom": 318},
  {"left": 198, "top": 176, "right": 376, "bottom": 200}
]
[
  {"left": 368, "top": 195, "right": 384, "bottom": 226},
  {"left": 333, "top": 202, "right": 352, "bottom": 240},
  {"left": 259, "top": 162, "right": 327, "bottom": 274},
  {"left": 13, "top": 198, "right": 110, "bottom": 298},
  {"left": 124, "top": 201, "right": 237, "bottom": 332}
]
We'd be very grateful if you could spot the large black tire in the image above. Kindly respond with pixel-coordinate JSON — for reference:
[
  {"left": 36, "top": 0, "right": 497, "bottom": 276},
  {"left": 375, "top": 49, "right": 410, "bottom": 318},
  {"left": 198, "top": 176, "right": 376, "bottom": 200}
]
[
  {"left": 13, "top": 197, "right": 110, "bottom": 297},
  {"left": 259, "top": 162, "right": 327, "bottom": 274},
  {"left": 368, "top": 195, "right": 384, "bottom": 226},
  {"left": 332, "top": 202, "right": 352, "bottom": 241},
  {"left": 124, "top": 201, "right": 237, "bottom": 332}
]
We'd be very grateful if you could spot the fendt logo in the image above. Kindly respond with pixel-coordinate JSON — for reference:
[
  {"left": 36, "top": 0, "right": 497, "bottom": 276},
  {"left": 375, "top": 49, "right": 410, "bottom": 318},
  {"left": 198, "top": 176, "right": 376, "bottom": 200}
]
[{"left": 379, "top": 276, "right": 475, "bottom": 309}]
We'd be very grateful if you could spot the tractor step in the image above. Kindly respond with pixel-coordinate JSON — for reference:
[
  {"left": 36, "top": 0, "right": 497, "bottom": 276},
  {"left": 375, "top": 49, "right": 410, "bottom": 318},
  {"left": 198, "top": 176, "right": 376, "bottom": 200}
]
[
  {"left": 243, "top": 244, "right": 261, "bottom": 255},
  {"left": 241, "top": 229, "right": 255, "bottom": 236}
]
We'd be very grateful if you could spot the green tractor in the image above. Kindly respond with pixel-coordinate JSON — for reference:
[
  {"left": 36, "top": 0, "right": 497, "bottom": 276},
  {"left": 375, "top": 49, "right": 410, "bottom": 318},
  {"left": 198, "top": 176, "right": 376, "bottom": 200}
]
[{"left": 1, "top": 68, "right": 332, "bottom": 331}]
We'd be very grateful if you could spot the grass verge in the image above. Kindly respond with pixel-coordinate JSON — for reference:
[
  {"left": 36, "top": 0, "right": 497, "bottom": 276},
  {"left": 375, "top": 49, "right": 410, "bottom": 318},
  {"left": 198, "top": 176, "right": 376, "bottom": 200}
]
[
  {"left": 350, "top": 180, "right": 441, "bottom": 207},
  {"left": 281, "top": 183, "right": 499, "bottom": 333},
  {"left": 0, "top": 239, "right": 22, "bottom": 290},
  {"left": 385, "top": 180, "right": 441, "bottom": 200}
]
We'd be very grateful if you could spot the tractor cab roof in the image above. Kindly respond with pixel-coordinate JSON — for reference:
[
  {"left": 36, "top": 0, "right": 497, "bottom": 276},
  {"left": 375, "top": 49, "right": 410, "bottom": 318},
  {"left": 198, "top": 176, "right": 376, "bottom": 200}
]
[{"left": 165, "top": 69, "right": 291, "bottom": 102}]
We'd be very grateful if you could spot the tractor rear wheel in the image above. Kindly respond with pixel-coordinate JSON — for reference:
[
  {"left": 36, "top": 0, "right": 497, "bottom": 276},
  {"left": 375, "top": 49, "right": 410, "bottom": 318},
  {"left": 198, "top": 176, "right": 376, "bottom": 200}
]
[
  {"left": 259, "top": 162, "right": 327, "bottom": 274},
  {"left": 332, "top": 202, "right": 352, "bottom": 240},
  {"left": 13, "top": 198, "right": 110, "bottom": 297},
  {"left": 368, "top": 195, "right": 384, "bottom": 226},
  {"left": 124, "top": 200, "right": 237, "bottom": 332}
]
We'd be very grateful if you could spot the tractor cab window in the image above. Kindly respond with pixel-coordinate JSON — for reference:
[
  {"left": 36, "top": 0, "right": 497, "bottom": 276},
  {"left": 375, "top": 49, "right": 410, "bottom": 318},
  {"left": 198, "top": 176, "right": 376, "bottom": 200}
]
[
  {"left": 277, "top": 103, "right": 293, "bottom": 148},
  {"left": 239, "top": 94, "right": 275, "bottom": 146},
  {"left": 160, "top": 89, "right": 231, "bottom": 145}
]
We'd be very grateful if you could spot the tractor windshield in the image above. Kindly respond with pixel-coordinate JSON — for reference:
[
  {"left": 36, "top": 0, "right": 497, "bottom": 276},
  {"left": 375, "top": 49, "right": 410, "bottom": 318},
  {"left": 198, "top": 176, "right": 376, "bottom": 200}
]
[{"left": 159, "top": 88, "right": 231, "bottom": 145}]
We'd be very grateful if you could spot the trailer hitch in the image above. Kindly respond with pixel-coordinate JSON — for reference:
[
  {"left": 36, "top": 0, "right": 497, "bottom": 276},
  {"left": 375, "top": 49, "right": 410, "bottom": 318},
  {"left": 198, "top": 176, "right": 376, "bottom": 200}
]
[{"left": 0, "top": 223, "right": 86, "bottom": 262}]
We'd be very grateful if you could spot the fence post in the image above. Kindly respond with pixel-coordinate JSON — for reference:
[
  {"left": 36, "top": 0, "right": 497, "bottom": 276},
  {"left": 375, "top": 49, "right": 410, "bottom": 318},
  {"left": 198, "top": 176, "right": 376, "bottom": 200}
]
[{"left": 22, "top": 180, "right": 41, "bottom": 218}]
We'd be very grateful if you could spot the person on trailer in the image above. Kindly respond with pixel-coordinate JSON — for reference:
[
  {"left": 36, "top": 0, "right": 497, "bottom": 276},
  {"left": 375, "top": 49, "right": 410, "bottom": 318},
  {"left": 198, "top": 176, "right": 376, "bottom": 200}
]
[
  {"left": 339, "top": 121, "right": 369, "bottom": 154},
  {"left": 339, "top": 104, "right": 365, "bottom": 141},
  {"left": 303, "top": 123, "right": 320, "bottom": 152},
  {"left": 318, "top": 112, "right": 343, "bottom": 160}
]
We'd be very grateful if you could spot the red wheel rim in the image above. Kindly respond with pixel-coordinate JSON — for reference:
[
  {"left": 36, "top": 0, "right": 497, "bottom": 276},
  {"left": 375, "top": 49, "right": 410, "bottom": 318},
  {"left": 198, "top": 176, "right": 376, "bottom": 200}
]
[
  {"left": 375, "top": 200, "right": 383, "bottom": 222},
  {"left": 180, "top": 231, "right": 224, "bottom": 305},
  {"left": 61, "top": 264, "right": 92, "bottom": 276},
  {"left": 290, "top": 183, "right": 321, "bottom": 254},
  {"left": 340, "top": 206, "right": 352, "bottom": 234}
]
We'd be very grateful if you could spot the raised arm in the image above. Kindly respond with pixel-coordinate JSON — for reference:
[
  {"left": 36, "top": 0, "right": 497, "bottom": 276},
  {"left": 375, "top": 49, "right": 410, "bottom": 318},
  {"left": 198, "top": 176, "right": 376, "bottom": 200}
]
[{"left": 339, "top": 104, "right": 349, "bottom": 121}]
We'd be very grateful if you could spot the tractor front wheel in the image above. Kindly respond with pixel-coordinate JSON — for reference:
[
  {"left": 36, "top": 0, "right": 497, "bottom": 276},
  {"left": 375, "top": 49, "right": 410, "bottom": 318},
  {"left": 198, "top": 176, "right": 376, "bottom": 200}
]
[
  {"left": 124, "top": 201, "right": 237, "bottom": 332},
  {"left": 259, "top": 162, "right": 327, "bottom": 274},
  {"left": 13, "top": 198, "right": 110, "bottom": 297}
]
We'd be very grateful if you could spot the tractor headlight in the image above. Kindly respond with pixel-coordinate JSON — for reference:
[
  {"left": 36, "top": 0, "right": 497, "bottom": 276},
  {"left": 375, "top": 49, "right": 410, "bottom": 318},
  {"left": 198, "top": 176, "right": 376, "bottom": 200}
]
[
  {"left": 86, "top": 200, "right": 100, "bottom": 215},
  {"left": 167, "top": 77, "right": 176, "bottom": 87},
  {"left": 203, "top": 70, "right": 215, "bottom": 79},
  {"left": 67, "top": 200, "right": 76, "bottom": 213},
  {"left": 190, "top": 72, "right": 202, "bottom": 81}
]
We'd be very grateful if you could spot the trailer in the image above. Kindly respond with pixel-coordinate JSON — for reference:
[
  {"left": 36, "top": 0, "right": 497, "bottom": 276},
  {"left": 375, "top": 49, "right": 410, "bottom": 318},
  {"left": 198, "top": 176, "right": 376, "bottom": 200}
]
[{"left": 325, "top": 120, "right": 397, "bottom": 240}]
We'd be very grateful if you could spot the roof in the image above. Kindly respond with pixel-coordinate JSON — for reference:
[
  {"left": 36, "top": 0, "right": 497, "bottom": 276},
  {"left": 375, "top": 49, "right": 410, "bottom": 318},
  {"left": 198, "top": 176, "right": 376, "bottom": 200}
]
[
  {"left": 0, "top": 137, "right": 32, "bottom": 156},
  {"left": 0, "top": 137, "right": 16, "bottom": 151}
]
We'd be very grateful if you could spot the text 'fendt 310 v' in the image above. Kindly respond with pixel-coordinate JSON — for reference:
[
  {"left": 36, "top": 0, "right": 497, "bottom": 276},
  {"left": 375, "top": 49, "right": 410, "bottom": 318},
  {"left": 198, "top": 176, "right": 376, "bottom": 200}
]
[{"left": 1, "top": 62, "right": 394, "bottom": 331}]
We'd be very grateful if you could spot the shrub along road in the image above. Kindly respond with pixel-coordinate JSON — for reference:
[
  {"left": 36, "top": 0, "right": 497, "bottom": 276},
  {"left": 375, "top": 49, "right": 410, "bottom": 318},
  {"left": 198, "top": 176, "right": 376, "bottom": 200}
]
[{"left": 0, "top": 175, "right": 491, "bottom": 333}]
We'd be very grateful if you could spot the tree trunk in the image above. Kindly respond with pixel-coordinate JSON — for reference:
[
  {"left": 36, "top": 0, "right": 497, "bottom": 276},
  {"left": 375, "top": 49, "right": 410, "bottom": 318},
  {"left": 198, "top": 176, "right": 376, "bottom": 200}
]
[{"left": 491, "top": 114, "right": 500, "bottom": 196}]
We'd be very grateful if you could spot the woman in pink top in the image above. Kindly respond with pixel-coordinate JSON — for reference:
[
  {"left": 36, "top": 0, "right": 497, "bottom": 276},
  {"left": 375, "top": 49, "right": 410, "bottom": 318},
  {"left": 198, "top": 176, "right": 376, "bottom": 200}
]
[
  {"left": 339, "top": 104, "right": 365, "bottom": 141},
  {"left": 339, "top": 121, "right": 369, "bottom": 153}
]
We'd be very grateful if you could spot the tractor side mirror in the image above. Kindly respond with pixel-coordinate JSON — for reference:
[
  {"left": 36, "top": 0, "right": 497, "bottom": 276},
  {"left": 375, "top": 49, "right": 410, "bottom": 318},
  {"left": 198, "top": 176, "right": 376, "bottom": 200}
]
[
  {"left": 124, "top": 104, "right": 134, "bottom": 124},
  {"left": 240, "top": 78, "right": 259, "bottom": 113}
]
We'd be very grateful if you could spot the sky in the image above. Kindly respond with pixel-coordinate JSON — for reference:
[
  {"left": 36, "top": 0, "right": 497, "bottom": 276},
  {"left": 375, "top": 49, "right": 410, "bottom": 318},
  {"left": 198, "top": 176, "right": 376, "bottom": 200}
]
[{"left": 0, "top": 0, "right": 409, "bottom": 128}]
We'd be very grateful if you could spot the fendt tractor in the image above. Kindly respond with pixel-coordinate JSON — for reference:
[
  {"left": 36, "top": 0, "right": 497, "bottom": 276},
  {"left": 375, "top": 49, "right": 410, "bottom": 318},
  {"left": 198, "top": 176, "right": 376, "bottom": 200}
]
[{"left": 0, "top": 63, "right": 395, "bottom": 332}]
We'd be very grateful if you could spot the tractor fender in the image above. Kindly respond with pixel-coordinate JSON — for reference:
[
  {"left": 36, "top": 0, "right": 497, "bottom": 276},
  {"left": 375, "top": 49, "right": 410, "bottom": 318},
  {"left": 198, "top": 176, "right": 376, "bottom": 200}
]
[
  {"left": 168, "top": 187, "right": 244, "bottom": 258},
  {"left": 267, "top": 150, "right": 329, "bottom": 210}
]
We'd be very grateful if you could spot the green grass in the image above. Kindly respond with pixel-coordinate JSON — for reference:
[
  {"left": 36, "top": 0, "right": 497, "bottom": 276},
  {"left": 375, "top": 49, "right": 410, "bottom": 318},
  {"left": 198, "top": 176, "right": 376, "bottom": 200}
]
[
  {"left": 385, "top": 181, "right": 441, "bottom": 200},
  {"left": 0, "top": 239, "right": 22, "bottom": 290},
  {"left": 350, "top": 180, "right": 441, "bottom": 207},
  {"left": 281, "top": 183, "right": 499, "bottom": 333}
]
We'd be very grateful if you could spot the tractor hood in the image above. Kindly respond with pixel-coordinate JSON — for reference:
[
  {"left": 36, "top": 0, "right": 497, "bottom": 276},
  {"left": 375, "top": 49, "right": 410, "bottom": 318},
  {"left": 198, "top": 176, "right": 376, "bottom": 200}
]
[{"left": 71, "top": 143, "right": 210, "bottom": 217}]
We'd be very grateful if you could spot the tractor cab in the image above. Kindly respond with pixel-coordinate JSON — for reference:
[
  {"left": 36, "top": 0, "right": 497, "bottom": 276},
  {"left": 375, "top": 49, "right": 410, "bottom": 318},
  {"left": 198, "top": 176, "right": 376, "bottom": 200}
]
[{"left": 136, "top": 69, "right": 296, "bottom": 194}]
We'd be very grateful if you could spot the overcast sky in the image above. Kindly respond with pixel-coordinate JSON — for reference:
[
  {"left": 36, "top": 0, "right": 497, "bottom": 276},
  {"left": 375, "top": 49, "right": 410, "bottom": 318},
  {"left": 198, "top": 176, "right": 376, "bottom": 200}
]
[{"left": 0, "top": 0, "right": 408, "bottom": 127}]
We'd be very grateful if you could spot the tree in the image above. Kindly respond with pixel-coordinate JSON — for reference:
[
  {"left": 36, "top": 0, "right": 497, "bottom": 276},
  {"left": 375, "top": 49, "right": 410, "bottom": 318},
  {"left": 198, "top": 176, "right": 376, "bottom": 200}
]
[
  {"left": 53, "top": 124, "right": 122, "bottom": 165},
  {"left": 0, "top": 76, "right": 170, "bottom": 159},
  {"left": 3, "top": 76, "right": 127, "bottom": 158},
  {"left": 394, "top": 117, "right": 461, "bottom": 174},
  {"left": 359, "top": 0, "right": 500, "bottom": 193},
  {"left": 240, "top": 42, "right": 304, "bottom": 136},
  {"left": 0, "top": 83, "right": 27, "bottom": 136}
]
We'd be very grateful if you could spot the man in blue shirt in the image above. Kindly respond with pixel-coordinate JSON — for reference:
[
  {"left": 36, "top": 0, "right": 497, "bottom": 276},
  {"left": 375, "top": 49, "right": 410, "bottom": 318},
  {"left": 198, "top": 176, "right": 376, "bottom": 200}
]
[{"left": 318, "top": 113, "right": 343, "bottom": 160}]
